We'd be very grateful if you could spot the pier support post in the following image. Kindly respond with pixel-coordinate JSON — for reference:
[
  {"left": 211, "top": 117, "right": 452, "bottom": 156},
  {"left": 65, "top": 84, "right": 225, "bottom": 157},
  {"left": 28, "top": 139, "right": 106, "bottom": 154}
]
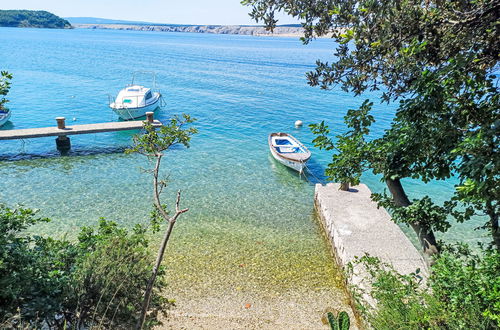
[
  {"left": 55, "top": 117, "right": 70, "bottom": 153},
  {"left": 56, "top": 135, "right": 71, "bottom": 153},
  {"left": 146, "top": 112, "right": 154, "bottom": 123}
]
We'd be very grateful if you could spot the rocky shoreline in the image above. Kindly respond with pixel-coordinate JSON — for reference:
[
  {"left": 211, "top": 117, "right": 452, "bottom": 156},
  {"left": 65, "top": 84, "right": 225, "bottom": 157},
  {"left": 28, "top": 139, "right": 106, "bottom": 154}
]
[{"left": 73, "top": 23, "right": 306, "bottom": 37}]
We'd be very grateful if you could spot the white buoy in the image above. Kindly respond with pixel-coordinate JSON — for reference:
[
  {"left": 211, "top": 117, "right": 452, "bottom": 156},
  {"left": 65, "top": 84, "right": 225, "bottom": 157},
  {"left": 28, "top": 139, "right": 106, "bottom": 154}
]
[
  {"left": 295, "top": 120, "right": 303, "bottom": 127},
  {"left": 72, "top": 117, "right": 77, "bottom": 121}
]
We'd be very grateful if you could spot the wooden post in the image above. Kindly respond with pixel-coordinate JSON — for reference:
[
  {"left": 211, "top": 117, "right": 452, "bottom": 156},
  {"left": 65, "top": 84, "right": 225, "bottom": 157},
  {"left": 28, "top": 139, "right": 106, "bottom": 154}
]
[
  {"left": 55, "top": 135, "right": 71, "bottom": 153},
  {"left": 146, "top": 112, "right": 154, "bottom": 124},
  {"left": 55, "top": 117, "right": 70, "bottom": 152},
  {"left": 56, "top": 117, "right": 66, "bottom": 129}
]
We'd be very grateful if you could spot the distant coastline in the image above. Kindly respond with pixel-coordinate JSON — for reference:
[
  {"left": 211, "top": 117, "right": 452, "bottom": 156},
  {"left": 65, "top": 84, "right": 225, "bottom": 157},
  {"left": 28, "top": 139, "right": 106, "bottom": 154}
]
[
  {"left": 73, "top": 23, "right": 307, "bottom": 37},
  {"left": 0, "top": 10, "right": 71, "bottom": 29}
]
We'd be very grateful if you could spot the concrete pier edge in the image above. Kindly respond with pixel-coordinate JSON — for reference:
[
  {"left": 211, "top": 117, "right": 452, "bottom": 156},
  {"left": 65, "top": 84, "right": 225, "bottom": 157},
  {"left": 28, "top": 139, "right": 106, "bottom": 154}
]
[{"left": 314, "top": 183, "right": 428, "bottom": 313}]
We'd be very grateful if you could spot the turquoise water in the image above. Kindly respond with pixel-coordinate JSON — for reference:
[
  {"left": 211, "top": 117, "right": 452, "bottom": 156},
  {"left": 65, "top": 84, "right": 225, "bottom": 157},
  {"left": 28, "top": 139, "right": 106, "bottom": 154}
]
[{"left": 0, "top": 27, "right": 485, "bottom": 274}]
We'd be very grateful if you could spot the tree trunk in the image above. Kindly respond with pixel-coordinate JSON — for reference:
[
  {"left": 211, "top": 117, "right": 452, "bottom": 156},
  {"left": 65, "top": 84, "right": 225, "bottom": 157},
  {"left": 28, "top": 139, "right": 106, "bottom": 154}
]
[
  {"left": 486, "top": 200, "right": 500, "bottom": 251},
  {"left": 492, "top": 215, "right": 500, "bottom": 252},
  {"left": 136, "top": 219, "right": 176, "bottom": 330},
  {"left": 340, "top": 182, "right": 350, "bottom": 191},
  {"left": 385, "top": 178, "right": 440, "bottom": 259}
]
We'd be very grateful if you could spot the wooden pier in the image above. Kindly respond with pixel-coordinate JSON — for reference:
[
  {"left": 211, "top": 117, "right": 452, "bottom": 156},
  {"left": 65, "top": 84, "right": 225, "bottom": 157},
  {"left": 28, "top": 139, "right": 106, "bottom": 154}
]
[{"left": 0, "top": 112, "right": 161, "bottom": 152}]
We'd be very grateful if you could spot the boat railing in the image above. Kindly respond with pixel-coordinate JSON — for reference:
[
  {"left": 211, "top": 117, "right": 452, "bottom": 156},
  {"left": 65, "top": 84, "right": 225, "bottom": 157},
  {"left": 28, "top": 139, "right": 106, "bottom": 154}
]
[
  {"left": 107, "top": 94, "right": 115, "bottom": 106},
  {"left": 122, "top": 85, "right": 162, "bottom": 95},
  {"left": 131, "top": 71, "right": 157, "bottom": 88}
]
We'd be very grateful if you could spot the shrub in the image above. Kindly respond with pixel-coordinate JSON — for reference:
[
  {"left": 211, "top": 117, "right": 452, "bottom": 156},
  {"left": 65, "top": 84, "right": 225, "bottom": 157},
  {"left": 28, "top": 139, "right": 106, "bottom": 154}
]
[
  {"left": 352, "top": 246, "right": 500, "bottom": 329},
  {"left": 0, "top": 71, "right": 12, "bottom": 112},
  {"left": 430, "top": 245, "right": 500, "bottom": 328},
  {"left": 0, "top": 204, "right": 168, "bottom": 329}
]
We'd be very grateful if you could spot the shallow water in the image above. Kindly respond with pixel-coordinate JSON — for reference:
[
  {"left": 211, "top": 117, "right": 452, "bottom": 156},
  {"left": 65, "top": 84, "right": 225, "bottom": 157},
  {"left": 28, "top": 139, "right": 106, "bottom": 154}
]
[{"left": 0, "top": 28, "right": 486, "bottom": 307}]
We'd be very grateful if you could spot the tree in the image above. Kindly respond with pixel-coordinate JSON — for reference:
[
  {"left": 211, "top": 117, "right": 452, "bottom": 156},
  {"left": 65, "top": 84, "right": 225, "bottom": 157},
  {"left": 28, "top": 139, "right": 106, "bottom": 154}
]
[
  {"left": 0, "top": 71, "right": 12, "bottom": 112},
  {"left": 242, "top": 0, "right": 500, "bottom": 256},
  {"left": 126, "top": 115, "right": 197, "bottom": 330},
  {"left": 310, "top": 99, "right": 374, "bottom": 191}
]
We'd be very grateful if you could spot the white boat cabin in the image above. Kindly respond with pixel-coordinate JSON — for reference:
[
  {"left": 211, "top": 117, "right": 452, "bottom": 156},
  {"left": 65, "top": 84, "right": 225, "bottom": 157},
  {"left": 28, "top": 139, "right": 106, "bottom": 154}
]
[{"left": 112, "top": 85, "right": 155, "bottom": 109}]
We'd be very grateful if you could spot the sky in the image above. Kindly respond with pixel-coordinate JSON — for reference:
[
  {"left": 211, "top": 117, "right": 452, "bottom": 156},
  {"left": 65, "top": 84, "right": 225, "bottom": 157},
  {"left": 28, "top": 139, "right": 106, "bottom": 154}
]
[{"left": 1, "top": 0, "right": 299, "bottom": 25}]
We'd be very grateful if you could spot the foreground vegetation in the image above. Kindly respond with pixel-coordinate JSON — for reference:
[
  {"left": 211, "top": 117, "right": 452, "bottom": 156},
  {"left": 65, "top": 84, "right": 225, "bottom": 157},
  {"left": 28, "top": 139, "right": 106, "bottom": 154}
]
[
  {"left": 0, "top": 10, "right": 71, "bottom": 29},
  {"left": 353, "top": 245, "right": 500, "bottom": 329},
  {"left": 0, "top": 206, "right": 167, "bottom": 328}
]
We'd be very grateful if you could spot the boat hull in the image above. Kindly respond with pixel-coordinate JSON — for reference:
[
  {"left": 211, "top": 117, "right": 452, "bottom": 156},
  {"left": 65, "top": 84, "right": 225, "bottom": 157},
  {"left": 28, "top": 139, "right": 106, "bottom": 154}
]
[
  {"left": 268, "top": 132, "right": 311, "bottom": 173},
  {"left": 0, "top": 109, "right": 11, "bottom": 127},
  {"left": 270, "top": 148, "right": 307, "bottom": 172},
  {"left": 110, "top": 93, "right": 161, "bottom": 120}
]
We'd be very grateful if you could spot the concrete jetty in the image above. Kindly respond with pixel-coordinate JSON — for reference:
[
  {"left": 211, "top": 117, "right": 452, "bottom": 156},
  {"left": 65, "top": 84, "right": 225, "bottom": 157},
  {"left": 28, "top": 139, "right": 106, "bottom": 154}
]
[{"left": 314, "top": 183, "right": 428, "bottom": 304}]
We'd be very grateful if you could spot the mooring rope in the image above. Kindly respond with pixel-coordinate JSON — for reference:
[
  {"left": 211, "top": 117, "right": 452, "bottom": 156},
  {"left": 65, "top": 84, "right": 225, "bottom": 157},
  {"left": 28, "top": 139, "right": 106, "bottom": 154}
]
[
  {"left": 20, "top": 138, "right": 27, "bottom": 153},
  {"left": 302, "top": 162, "right": 326, "bottom": 185}
]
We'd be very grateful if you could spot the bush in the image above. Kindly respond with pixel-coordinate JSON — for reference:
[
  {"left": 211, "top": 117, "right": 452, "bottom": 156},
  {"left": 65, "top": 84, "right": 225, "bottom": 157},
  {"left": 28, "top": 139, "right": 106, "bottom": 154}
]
[
  {"left": 0, "top": 204, "right": 168, "bottom": 329},
  {"left": 352, "top": 246, "right": 500, "bottom": 329},
  {"left": 431, "top": 245, "right": 500, "bottom": 328},
  {"left": 0, "top": 71, "right": 12, "bottom": 112}
]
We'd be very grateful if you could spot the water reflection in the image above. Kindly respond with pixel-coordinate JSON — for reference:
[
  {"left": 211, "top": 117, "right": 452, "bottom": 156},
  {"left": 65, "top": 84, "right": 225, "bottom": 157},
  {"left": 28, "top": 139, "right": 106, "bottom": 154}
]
[
  {"left": 0, "top": 121, "right": 14, "bottom": 130},
  {"left": 0, "top": 145, "right": 130, "bottom": 162},
  {"left": 267, "top": 153, "right": 326, "bottom": 186}
]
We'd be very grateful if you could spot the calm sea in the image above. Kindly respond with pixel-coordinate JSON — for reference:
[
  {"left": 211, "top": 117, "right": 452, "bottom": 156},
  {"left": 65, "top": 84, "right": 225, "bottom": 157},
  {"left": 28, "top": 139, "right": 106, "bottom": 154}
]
[{"left": 0, "top": 27, "right": 485, "bottom": 281}]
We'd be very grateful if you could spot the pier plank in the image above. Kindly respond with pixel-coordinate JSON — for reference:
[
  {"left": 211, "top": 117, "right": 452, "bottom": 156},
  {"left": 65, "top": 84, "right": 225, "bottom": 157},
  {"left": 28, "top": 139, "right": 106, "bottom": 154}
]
[{"left": 0, "top": 120, "right": 162, "bottom": 140}]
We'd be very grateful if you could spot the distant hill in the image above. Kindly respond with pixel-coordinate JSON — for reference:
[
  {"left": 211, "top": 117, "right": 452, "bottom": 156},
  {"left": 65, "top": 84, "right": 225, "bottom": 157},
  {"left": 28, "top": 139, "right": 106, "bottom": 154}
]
[
  {"left": 74, "top": 23, "right": 307, "bottom": 38},
  {"left": 65, "top": 17, "right": 158, "bottom": 25},
  {"left": 66, "top": 17, "right": 302, "bottom": 28},
  {"left": 0, "top": 10, "right": 71, "bottom": 29},
  {"left": 67, "top": 16, "right": 307, "bottom": 37}
]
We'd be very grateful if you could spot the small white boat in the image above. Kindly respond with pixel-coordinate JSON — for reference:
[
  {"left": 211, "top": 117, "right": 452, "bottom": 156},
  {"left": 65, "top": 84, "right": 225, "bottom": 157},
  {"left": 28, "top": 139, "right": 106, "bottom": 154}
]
[
  {"left": 0, "top": 108, "right": 11, "bottom": 127},
  {"left": 109, "top": 72, "right": 162, "bottom": 120},
  {"left": 268, "top": 132, "right": 311, "bottom": 173}
]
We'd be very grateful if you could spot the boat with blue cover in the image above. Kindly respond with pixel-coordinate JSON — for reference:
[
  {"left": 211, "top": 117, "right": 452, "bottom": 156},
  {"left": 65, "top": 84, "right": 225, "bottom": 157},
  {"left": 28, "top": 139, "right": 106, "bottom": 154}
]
[
  {"left": 268, "top": 132, "right": 311, "bottom": 173},
  {"left": 0, "top": 108, "right": 11, "bottom": 127}
]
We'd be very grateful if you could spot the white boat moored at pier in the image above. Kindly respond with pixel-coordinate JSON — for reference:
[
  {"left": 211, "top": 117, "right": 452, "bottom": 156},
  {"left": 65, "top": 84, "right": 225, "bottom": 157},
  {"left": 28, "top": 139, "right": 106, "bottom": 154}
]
[{"left": 109, "top": 72, "right": 162, "bottom": 120}]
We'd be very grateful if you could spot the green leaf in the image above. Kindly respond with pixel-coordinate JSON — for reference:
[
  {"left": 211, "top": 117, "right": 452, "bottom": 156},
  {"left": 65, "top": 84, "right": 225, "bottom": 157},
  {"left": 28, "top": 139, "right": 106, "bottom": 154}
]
[{"left": 338, "top": 311, "right": 350, "bottom": 330}]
